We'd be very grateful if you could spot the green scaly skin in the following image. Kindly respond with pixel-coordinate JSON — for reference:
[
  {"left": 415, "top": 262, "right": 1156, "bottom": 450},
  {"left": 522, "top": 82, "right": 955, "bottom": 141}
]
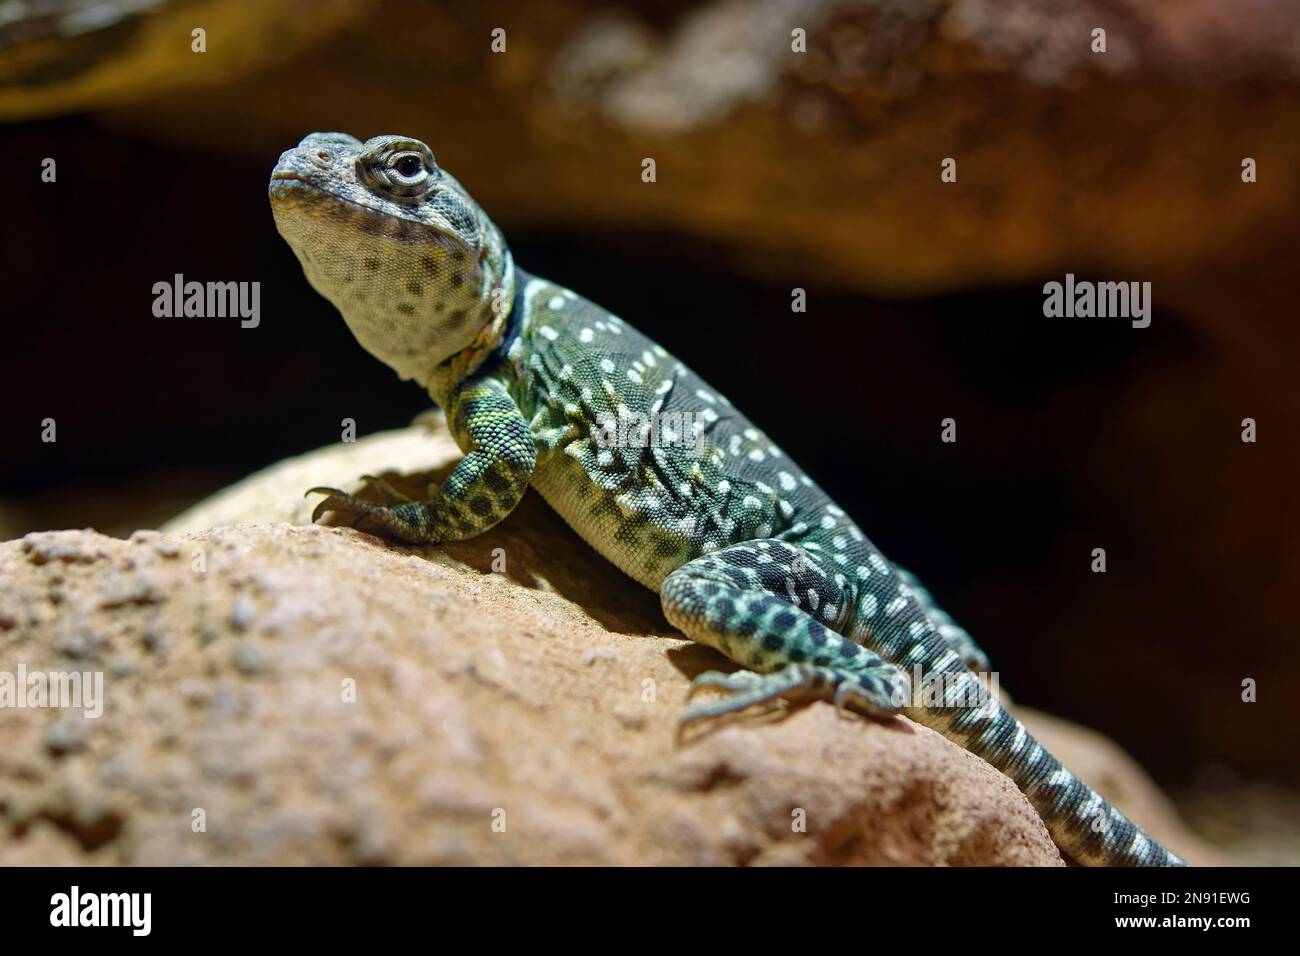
[{"left": 269, "top": 132, "right": 1186, "bottom": 867}]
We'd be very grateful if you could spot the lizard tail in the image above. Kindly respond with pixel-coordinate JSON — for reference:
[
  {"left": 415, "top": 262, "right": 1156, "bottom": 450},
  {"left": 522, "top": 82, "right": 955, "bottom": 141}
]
[{"left": 903, "top": 669, "right": 1186, "bottom": 866}]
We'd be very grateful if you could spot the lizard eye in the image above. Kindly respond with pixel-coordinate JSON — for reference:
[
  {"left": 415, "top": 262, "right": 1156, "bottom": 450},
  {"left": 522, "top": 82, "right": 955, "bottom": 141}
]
[{"left": 357, "top": 137, "right": 438, "bottom": 198}]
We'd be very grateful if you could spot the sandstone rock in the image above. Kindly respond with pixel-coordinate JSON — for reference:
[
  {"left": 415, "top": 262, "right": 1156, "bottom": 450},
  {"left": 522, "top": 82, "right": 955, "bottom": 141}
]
[{"left": 0, "top": 428, "right": 1216, "bottom": 864}]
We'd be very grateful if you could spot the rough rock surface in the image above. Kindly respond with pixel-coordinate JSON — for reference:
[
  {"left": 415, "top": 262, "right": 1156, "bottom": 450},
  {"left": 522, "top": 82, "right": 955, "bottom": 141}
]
[{"left": 0, "top": 428, "right": 1218, "bottom": 864}]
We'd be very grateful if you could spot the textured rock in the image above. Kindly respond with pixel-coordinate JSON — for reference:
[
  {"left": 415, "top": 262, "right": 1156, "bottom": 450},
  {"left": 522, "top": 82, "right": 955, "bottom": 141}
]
[{"left": 0, "top": 428, "right": 1215, "bottom": 864}]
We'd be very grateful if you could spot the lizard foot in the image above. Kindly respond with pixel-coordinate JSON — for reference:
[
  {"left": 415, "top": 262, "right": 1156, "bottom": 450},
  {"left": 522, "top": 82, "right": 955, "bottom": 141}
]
[
  {"left": 305, "top": 487, "right": 442, "bottom": 542},
  {"left": 305, "top": 486, "right": 383, "bottom": 528},
  {"left": 681, "top": 663, "right": 909, "bottom": 724}
]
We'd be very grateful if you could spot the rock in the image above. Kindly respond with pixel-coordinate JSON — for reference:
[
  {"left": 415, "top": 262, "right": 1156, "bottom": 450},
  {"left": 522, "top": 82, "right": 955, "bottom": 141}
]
[
  {"left": 8, "top": 0, "right": 1300, "bottom": 299},
  {"left": 0, "top": 428, "right": 1215, "bottom": 864}
]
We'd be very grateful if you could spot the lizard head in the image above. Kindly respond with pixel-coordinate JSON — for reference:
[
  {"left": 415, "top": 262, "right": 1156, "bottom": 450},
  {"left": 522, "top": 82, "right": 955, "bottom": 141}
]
[{"left": 269, "top": 132, "right": 514, "bottom": 387}]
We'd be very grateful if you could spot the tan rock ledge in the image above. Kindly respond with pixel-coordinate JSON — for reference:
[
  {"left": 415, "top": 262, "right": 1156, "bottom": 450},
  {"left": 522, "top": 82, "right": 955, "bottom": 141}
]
[{"left": 0, "top": 427, "right": 1218, "bottom": 865}]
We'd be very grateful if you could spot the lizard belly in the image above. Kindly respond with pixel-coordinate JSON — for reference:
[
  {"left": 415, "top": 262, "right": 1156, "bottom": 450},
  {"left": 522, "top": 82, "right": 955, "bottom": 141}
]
[{"left": 530, "top": 455, "right": 692, "bottom": 590}]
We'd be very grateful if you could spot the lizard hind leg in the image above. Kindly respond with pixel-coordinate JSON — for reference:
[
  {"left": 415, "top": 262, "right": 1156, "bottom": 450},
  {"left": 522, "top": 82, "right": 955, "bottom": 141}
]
[{"left": 662, "top": 541, "right": 911, "bottom": 724}]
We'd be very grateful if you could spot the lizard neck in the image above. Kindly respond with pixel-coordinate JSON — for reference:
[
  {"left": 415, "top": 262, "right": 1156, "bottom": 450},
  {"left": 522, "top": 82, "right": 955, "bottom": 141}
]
[{"left": 426, "top": 261, "right": 527, "bottom": 408}]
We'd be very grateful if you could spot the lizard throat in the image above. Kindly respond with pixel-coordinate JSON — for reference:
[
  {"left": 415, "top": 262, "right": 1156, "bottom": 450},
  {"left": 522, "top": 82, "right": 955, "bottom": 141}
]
[{"left": 430, "top": 253, "right": 518, "bottom": 397}]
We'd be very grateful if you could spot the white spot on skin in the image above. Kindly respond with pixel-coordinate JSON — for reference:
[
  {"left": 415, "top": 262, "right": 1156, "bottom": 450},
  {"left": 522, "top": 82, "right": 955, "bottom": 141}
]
[
  {"left": 820, "top": 515, "right": 836, "bottom": 529},
  {"left": 869, "top": 553, "right": 890, "bottom": 574},
  {"left": 743, "top": 496, "right": 762, "bottom": 510},
  {"left": 696, "top": 389, "right": 717, "bottom": 404},
  {"left": 600, "top": 358, "right": 616, "bottom": 373},
  {"left": 933, "top": 650, "right": 958, "bottom": 670},
  {"left": 778, "top": 471, "right": 797, "bottom": 491},
  {"left": 548, "top": 295, "right": 566, "bottom": 310},
  {"left": 717, "top": 480, "right": 731, "bottom": 494},
  {"left": 1011, "top": 724, "right": 1027, "bottom": 752},
  {"left": 579, "top": 328, "right": 594, "bottom": 343},
  {"left": 627, "top": 368, "right": 643, "bottom": 384},
  {"left": 859, "top": 594, "right": 877, "bottom": 616},
  {"left": 885, "top": 597, "right": 907, "bottom": 616},
  {"left": 539, "top": 325, "right": 559, "bottom": 341}
]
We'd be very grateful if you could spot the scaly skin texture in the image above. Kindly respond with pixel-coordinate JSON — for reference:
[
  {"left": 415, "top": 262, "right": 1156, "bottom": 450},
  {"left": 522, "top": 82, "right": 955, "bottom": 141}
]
[{"left": 270, "top": 132, "right": 1185, "bottom": 867}]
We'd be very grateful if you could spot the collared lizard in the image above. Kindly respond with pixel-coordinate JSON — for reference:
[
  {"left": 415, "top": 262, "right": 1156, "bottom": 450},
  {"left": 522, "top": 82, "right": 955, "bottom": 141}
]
[{"left": 269, "top": 131, "right": 1185, "bottom": 866}]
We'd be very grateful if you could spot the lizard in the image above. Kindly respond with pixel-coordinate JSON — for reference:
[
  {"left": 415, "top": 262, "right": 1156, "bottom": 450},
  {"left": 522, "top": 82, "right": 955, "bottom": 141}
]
[{"left": 269, "top": 131, "right": 1186, "bottom": 867}]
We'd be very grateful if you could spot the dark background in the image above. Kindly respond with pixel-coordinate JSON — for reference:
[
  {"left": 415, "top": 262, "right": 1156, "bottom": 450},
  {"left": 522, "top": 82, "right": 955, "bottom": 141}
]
[
  {"left": 2, "top": 1, "right": 1297, "bottom": 837},
  {"left": 3, "top": 113, "right": 1280, "bottom": 786}
]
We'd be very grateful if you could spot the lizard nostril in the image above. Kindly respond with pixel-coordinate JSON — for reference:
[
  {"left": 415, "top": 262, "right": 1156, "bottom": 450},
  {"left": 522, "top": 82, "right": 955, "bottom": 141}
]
[{"left": 311, "top": 149, "right": 331, "bottom": 168}]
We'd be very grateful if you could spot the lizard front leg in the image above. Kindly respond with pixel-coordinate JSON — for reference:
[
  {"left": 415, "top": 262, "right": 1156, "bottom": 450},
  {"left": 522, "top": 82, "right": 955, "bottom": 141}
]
[{"left": 308, "top": 374, "right": 535, "bottom": 543}]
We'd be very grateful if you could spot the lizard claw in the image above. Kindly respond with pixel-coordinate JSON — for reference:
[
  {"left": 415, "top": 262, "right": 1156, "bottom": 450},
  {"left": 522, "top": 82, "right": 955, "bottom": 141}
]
[
  {"left": 309, "top": 492, "right": 378, "bottom": 525},
  {"left": 686, "top": 669, "right": 765, "bottom": 699},
  {"left": 305, "top": 485, "right": 350, "bottom": 499}
]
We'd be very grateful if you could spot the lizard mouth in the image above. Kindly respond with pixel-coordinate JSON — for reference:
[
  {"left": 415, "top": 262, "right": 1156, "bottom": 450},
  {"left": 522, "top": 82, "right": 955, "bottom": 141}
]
[{"left": 269, "top": 171, "right": 318, "bottom": 192}]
